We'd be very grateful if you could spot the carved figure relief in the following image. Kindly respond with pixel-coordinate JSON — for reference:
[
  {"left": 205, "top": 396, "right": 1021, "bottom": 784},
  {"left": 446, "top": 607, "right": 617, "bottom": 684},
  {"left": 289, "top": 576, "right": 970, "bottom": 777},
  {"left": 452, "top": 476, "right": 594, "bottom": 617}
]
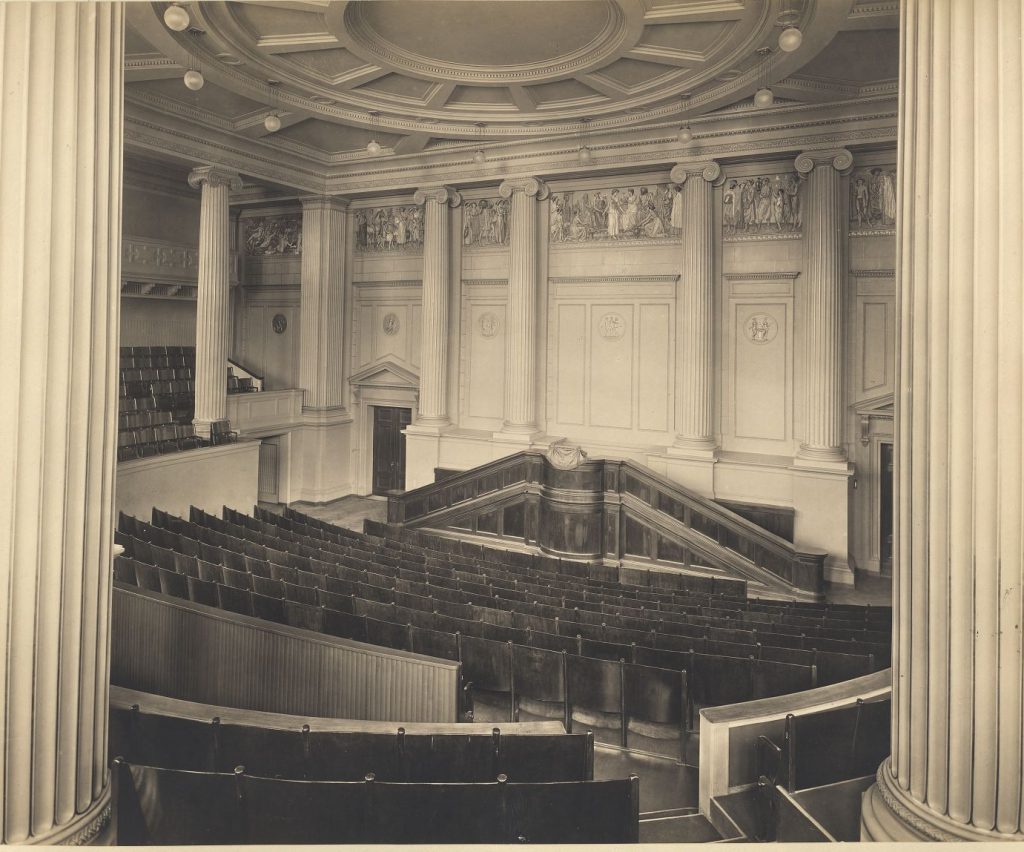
[
  {"left": 723, "top": 174, "right": 802, "bottom": 237},
  {"left": 850, "top": 167, "right": 897, "bottom": 230},
  {"left": 549, "top": 183, "right": 679, "bottom": 243},
  {"left": 382, "top": 313, "right": 401, "bottom": 336},
  {"left": 463, "top": 198, "right": 510, "bottom": 248},
  {"left": 355, "top": 205, "right": 423, "bottom": 252},
  {"left": 272, "top": 313, "right": 287, "bottom": 334},
  {"left": 598, "top": 312, "right": 626, "bottom": 340},
  {"left": 244, "top": 215, "right": 302, "bottom": 255},
  {"left": 478, "top": 312, "right": 499, "bottom": 338},
  {"left": 745, "top": 313, "right": 778, "bottom": 345}
]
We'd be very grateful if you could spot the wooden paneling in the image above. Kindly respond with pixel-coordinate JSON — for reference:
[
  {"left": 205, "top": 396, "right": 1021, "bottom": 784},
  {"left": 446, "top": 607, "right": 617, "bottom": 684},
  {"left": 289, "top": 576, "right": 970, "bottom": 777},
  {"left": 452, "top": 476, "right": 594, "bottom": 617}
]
[{"left": 111, "top": 587, "right": 460, "bottom": 723}]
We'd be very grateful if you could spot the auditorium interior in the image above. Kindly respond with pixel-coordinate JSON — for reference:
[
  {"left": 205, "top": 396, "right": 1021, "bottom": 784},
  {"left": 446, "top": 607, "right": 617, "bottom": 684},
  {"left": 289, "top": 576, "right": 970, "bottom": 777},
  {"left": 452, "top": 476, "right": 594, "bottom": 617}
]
[{"left": 2, "top": 0, "right": 1021, "bottom": 845}]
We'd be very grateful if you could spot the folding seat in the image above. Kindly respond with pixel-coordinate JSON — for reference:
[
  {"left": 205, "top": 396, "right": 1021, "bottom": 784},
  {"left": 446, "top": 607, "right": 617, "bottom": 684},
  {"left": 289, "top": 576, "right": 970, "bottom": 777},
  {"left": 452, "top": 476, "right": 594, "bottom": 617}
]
[
  {"left": 133, "top": 560, "right": 162, "bottom": 593},
  {"left": 294, "top": 568, "right": 324, "bottom": 590},
  {"left": 217, "top": 583, "right": 253, "bottom": 617},
  {"left": 148, "top": 543, "right": 177, "bottom": 572},
  {"left": 197, "top": 559, "right": 225, "bottom": 585},
  {"left": 199, "top": 542, "right": 224, "bottom": 565},
  {"left": 366, "top": 617, "right": 412, "bottom": 651},
  {"left": 409, "top": 625, "right": 459, "bottom": 661},
  {"left": 318, "top": 588, "right": 355, "bottom": 614},
  {"left": 512, "top": 645, "right": 568, "bottom": 727},
  {"left": 270, "top": 562, "right": 298, "bottom": 585},
  {"left": 220, "top": 548, "right": 246, "bottom": 573},
  {"left": 251, "top": 575, "right": 284, "bottom": 599},
  {"left": 252, "top": 592, "right": 287, "bottom": 624},
  {"left": 322, "top": 609, "right": 367, "bottom": 642},
  {"left": 222, "top": 566, "right": 253, "bottom": 591},
  {"left": 283, "top": 582, "right": 317, "bottom": 606},
  {"left": 113, "top": 556, "right": 137, "bottom": 585},
  {"left": 566, "top": 655, "right": 625, "bottom": 741},
  {"left": 157, "top": 568, "right": 189, "bottom": 600},
  {"left": 459, "top": 634, "right": 514, "bottom": 721}
]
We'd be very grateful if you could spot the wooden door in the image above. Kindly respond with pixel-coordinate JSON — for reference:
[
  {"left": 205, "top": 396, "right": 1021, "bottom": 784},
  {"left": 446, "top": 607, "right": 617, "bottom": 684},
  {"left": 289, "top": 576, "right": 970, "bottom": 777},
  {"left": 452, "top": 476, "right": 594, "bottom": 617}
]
[
  {"left": 372, "top": 406, "right": 411, "bottom": 495},
  {"left": 258, "top": 439, "right": 279, "bottom": 504}
]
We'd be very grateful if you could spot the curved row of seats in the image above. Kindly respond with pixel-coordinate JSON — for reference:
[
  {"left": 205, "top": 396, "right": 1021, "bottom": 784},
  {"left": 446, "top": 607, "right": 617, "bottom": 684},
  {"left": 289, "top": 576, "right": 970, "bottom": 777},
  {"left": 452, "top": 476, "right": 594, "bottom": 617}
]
[
  {"left": 114, "top": 758, "right": 640, "bottom": 845},
  {"left": 114, "top": 505, "right": 890, "bottom": 759},
  {"left": 111, "top": 702, "right": 595, "bottom": 782}
]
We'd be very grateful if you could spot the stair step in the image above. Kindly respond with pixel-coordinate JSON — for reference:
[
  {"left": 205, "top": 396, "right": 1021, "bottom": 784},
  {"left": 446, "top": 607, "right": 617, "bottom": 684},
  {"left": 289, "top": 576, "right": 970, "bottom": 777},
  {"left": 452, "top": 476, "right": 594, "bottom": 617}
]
[{"left": 639, "top": 812, "right": 723, "bottom": 843}]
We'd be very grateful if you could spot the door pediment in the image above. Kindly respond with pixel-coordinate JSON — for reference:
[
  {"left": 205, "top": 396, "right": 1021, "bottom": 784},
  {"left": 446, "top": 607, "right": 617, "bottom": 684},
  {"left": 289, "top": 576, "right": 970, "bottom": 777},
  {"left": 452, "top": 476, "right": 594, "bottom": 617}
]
[{"left": 349, "top": 358, "right": 420, "bottom": 391}]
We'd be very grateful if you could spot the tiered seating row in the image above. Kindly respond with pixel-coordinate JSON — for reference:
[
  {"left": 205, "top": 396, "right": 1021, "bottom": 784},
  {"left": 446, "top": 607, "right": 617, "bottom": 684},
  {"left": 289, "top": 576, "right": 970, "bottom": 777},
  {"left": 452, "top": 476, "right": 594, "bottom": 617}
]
[
  {"left": 114, "top": 758, "right": 640, "bottom": 845},
  {"left": 111, "top": 702, "right": 595, "bottom": 782},
  {"left": 117, "top": 346, "right": 240, "bottom": 461},
  {"left": 114, "top": 505, "right": 889, "bottom": 763}
]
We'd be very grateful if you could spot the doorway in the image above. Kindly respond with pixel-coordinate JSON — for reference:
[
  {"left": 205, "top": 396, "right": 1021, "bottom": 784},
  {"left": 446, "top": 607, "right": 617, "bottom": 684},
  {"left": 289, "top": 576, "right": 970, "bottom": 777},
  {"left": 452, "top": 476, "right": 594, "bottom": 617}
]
[
  {"left": 879, "top": 442, "right": 894, "bottom": 576},
  {"left": 372, "top": 406, "right": 411, "bottom": 495}
]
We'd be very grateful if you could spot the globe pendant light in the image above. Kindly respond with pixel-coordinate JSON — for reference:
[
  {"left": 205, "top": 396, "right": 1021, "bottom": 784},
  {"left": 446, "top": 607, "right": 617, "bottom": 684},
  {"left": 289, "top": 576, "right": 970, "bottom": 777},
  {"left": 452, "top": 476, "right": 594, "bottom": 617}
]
[
  {"left": 577, "top": 117, "right": 592, "bottom": 164},
  {"left": 778, "top": 26, "right": 803, "bottom": 52},
  {"left": 754, "top": 88, "right": 775, "bottom": 107},
  {"left": 163, "top": 3, "right": 190, "bottom": 31},
  {"left": 678, "top": 125, "right": 693, "bottom": 144},
  {"left": 183, "top": 69, "right": 204, "bottom": 91},
  {"left": 472, "top": 122, "right": 486, "bottom": 164},
  {"left": 264, "top": 114, "right": 281, "bottom": 133},
  {"left": 366, "top": 111, "right": 382, "bottom": 155},
  {"left": 753, "top": 46, "right": 773, "bottom": 108}
]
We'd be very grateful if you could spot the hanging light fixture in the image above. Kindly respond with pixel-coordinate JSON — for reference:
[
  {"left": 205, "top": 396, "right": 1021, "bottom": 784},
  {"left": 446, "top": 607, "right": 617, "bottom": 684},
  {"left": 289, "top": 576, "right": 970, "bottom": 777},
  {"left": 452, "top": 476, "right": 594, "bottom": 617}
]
[
  {"left": 753, "top": 46, "right": 774, "bottom": 108},
  {"left": 366, "top": 111, "right": 382, "bottom": 155},
  {"left": 163, "top": 2, "right": 190, "bottom": 31},
  {"left": 678, "top": 126, "right": 693, "bottom": 144},
  {"left": 263, "top": 80, "right": 281, "bottom": 132},
  {"left": 577, "top": 117, "right": 593, "bottom": 164},
  {"left": 776, "top": 0, "right": 803, "bottom": 52},
  {"left": 473, "top": 122, "right": 486, "bottom": 164},
  {"left": 183, "top": 68, "right": 204, "bottom": 91}
]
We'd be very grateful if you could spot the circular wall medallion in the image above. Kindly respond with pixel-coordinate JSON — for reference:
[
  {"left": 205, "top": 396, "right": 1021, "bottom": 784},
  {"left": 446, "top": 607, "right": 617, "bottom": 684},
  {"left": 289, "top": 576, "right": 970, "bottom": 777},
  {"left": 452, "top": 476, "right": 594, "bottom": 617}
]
[
  {"left": 272, "top": 313, "right": 287, "bottom": 334},
  {"left": 746, "top": 313, "right": 778, "bottom": 345},
  {"left": 382, "top": 312, "right": 401, "bottom": 335},
  {"left": 598, "top": 312, "right": 626, "bottom": 340},
  {"left": 479, "top": 312, "right": 499, "bottom": 338}
]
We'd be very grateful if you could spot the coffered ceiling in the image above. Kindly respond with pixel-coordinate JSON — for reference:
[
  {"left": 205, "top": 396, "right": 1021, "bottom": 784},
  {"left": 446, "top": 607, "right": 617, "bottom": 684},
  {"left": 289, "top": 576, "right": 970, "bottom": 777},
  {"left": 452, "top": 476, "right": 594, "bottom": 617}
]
[{"left": 124, "top": 0, "right": 899, "bottom": 165}]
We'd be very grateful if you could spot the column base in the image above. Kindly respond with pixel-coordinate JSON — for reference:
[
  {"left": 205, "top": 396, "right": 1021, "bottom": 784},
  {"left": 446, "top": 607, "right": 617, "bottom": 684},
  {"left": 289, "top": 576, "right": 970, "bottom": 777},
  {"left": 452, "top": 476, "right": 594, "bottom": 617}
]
[
  {"left": 793, "top": 444, "right": 848, "bottom": 471},
  {"left": 667, "top": 438, "right": 719, "bottom": 461},
  {"left": 861, "top": 759, "right": 1023, "bottom": 842},
  {"left": 407, "top": 418, "right": 450, "bottom": 436},
  {"left": 24, "top": 783, "right": 112, "bottom": 845},
  {"left": 193, "top": 418, "right": 229, "bottom": 441},
  {"left": 492, "top": 424, "right": 543, "bottom": 445}
]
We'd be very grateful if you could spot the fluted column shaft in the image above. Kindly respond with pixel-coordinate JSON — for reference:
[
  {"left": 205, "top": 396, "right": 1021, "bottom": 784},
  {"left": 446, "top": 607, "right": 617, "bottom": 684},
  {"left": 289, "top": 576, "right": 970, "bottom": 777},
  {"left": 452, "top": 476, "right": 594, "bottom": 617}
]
[
  {"left": 669, "top": 161, "right": 720, "bottom": 455},
  {"left": 861, "top": 0, "right": 1024, "bottom": 841},
  {"left": 188, "top": 166, "right": 241, "bottom": 439},
  {"left": 299, "top": 197, "right": 349, "bottom": 410},
  {"left": 498, "top": 178, "right": 548, "bottom": 435},
  {"left": 794, "top": 149, "right": 852, "bottom": 465},
  {"left": 412, "top": 186, "right": 461, "bottom": 427},
  {"left": 0, "top": 2, "right": 122, "bottom": 843}
]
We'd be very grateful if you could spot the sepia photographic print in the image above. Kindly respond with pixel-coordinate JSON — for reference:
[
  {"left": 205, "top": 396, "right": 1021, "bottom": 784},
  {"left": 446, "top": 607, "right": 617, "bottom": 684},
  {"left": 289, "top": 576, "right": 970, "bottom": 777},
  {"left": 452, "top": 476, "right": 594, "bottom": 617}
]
[{"left": 0, "top": 0, "right": 1019, "bottom": 847}]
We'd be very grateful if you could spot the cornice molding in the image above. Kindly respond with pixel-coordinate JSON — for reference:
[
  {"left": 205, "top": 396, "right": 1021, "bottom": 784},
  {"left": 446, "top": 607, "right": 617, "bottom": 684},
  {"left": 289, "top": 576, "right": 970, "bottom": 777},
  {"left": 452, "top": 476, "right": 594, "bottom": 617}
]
[
  {"left": 299, "top": 195, "right": 351, "bottom": 212},
  {"left": 723, "top": 271, "right": 801, "bottom": 281},
  {"left": 549, "top": 274, "right": 680, "bottom": 285},
  {"left": 849, "top": 268, "right": 896, "bottom": 278}
]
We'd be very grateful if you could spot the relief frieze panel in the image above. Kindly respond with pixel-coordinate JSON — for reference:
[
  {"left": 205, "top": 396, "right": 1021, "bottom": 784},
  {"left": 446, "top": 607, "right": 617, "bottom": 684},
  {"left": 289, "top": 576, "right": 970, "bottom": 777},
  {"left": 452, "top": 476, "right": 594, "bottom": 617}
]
[
  {"left": 549, "top": 183, "right": 681, "bottom": 244},
  {"left": 850, "top": 166, "right": 897, "bottom": 234},
  {"left": 354, "top": 205, "right": 424, "bottom": 253},
  {"left": 244, "top": 215, "right": 302, "bottom": 255},
  {"left": 462, "top": 197, "right": 510, "bottom": 249},
  {"left": 722, "top": 173, "right": 803, "bottom": 240}
]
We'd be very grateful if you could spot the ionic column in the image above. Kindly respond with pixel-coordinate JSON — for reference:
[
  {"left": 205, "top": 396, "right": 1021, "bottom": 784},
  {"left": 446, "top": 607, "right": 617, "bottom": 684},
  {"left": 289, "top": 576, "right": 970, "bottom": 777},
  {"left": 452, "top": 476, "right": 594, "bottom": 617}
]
[
  {"left": 498, "top": 177, "right": 548, "bottom": 438},
  {"left": 668, "top": 161, "right": 720, "bottom": 457},
  {"left": 793, "top": 148, "right": 853, "bottom": 467},
  {"left": 861, "top": 0, "right": 1024, "bottom": 841},
  {"left": 187, "top": 166, "right": 241, "bottom": 439},
  {"left": 299, "top": 196, "right": 349, "bottom": 410},
  {"left": 412, "top": 186, "right": 461, "bottom": 428},
  {"left": 0, "top": 2, "right": 123, "bottom": 843}
]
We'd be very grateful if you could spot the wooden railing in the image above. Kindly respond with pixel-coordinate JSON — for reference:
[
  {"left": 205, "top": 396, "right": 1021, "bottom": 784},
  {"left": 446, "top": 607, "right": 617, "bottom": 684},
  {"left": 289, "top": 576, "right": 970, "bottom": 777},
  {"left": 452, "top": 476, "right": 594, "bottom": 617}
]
[{"left": 387, "top": 451, "right": 827, "bottom": 599}]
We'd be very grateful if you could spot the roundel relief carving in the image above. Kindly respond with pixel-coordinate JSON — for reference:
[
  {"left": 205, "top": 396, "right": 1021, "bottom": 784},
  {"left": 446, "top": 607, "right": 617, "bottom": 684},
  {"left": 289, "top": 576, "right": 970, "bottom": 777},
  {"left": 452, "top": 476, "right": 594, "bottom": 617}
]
[
  {"left": 598, "top": 312, "right": 626, "bottom": 341},
  {"left": 479, "top": 312, "right": 499, "bottom": 338},
  {"left": 382, "top": 312, "right": 400, "bottom": 336},
  {"left": 746, "top": 313, "right": 778, "bottom": 345},
  {"left": 271, "top": 313, "right": 287, "bottom": 334}
]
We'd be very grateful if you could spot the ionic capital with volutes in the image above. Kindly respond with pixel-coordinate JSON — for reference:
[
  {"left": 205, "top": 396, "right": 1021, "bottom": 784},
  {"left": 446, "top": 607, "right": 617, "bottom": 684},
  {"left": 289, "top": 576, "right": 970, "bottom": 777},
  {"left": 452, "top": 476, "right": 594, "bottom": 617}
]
[
  {"left": 187, "top": 165, "right": 243, "bottom": 192},
  {"left": 669, "top": 160, "right": 721, "bottom": 186},
  {"left": 413, "top": 185, "right": 462, "bottom": 208},
  {"left": 498, "top": 177, "right": 549, "bottom": 201},
  {"left": 794, "top": 148, "right": 854, "bottom": 177}
]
